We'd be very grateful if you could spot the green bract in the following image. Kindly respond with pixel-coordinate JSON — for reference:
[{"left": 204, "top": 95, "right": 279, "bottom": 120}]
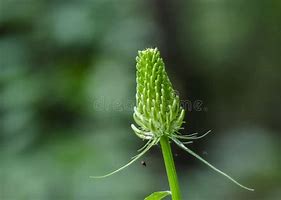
[{"left": 132, "top": 48, "right": 185, "bottom": 140}]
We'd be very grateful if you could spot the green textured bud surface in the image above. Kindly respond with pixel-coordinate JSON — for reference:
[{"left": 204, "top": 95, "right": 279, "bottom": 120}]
[{"left": 132, "top": 48, "right": 185, "bottom": 139}]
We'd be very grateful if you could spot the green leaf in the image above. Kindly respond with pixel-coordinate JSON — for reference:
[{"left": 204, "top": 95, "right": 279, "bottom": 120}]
[{"left": 144, "top": 191, "right": 171, "bottom": 200}]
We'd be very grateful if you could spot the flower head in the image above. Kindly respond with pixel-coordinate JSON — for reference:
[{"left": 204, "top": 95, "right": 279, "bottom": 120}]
[{"left": 132, "top": 48, "right": 185, "bottom": 140}]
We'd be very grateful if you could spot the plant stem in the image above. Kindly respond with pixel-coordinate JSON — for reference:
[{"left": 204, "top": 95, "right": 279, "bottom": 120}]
[{"left": 160, "top": 136, "right": 181, "bottom": 200}]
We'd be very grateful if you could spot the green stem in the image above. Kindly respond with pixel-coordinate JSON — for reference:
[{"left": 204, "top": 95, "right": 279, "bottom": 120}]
[{"left": 160, "top": 136, "right": 181, "bottom": 200}]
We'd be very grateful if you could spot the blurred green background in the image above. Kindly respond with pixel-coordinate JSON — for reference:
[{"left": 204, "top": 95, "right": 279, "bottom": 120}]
[{"left": 0, "top": 0, "right": 280, "bottom": 199}]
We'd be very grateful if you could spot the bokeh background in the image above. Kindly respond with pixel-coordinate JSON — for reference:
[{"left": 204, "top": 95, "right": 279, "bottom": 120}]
[{"left": 0, "top": 0, "right": 280, "bottom": 199}]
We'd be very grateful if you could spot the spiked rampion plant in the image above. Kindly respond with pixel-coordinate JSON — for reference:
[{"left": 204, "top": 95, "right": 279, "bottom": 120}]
[{"left": 91, "top": 48, "right": 254, "bottom": 200}]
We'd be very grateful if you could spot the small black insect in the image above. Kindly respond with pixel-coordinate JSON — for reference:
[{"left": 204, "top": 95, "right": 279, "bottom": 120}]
[{"left": 141, "top": 160, "right": 146, "bottom": 167}]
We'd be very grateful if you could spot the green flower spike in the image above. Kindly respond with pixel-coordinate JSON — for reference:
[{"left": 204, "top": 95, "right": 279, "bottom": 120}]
[
  {"left": 91, "top": 48, "right": 254, "bottom": 192},
  {"left": 131, "top": 48, "right": 185, "bottom": 142}
]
